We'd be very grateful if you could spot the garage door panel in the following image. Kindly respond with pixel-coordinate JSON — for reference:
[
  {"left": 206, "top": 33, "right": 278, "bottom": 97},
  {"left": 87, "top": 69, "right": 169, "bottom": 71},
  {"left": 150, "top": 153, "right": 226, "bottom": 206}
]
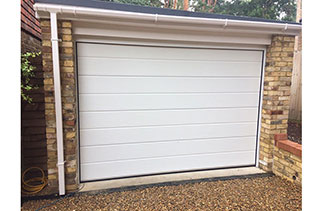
[
  {"left": 80, "top": 108, "right": 258, "bottom": 129},
  {"left": 79, "top": 76, "right": 260, "bottom": 94},
  {"left": 80, "top": 151, "right": 256, "bottom": 181},
  {"left": 80, "top": 122, "right": 257, "bottom": 146},
  {"left": 77, "top": 43, "right": 262, "bottom": 181},
  {"left": 77, "top": 43, "right": 263, "bottom": 62},
  {"left": 79, "top": 93, "right": 259, "bottom": 111},
  {"left": 78, "top": 58, "right": 262, "bottom": 77},
  {"left": 80, "top": 136, "right": 256, "bottom": 164}
]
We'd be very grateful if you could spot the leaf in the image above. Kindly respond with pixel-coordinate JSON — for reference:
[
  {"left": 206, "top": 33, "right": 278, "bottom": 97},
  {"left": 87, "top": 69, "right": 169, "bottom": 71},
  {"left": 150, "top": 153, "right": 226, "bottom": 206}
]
[{"left": 21, "top": 51, "right": 40, "bottom": 103}]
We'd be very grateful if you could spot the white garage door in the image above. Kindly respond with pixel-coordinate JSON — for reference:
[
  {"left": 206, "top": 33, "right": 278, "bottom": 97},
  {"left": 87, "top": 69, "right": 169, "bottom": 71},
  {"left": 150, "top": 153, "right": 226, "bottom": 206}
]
[{"left": 77, "top": 43, "right": 263, "bottom": 182}]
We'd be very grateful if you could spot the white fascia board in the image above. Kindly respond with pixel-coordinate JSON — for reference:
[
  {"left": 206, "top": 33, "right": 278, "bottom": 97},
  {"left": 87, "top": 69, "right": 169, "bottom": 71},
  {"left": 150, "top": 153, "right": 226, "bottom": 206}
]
[
  {"left": 34, "top": 3, "right": 301, "bottom": 36},
  {"left": 71, "top": 20, "right": 272, "bottom": 45}
]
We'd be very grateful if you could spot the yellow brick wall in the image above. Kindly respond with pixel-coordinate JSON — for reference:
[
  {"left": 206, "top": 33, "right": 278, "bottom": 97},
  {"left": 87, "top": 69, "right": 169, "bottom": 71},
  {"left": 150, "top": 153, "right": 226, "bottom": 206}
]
[
  {"left": 259, "top": 35, "right": 295, "bottom": 171},
  {"left": 40, "top": 19, "right": 78, "bottom": 194},
  {"left": 273, "top": 146, "right": 302, "bottom": 184}
]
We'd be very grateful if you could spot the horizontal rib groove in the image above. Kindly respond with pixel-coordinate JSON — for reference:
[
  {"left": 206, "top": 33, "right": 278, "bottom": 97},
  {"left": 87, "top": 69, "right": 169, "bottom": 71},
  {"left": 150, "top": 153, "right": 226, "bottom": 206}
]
[
  {"left": 78, "top": 75, "right": 261, "bottom": 78},
  {"left": 79, "top": 91, "right": 259, "bottom": 95},
  {"left": 79, "top": 92, "right": 258, "bottom": 95},
  {"left": 80, "top": 121, "right": 257, "bottom": 130},
  {"left": 81, "top": 150, "right": 255, "bottom": 165},
  {"left": 80, "top": 135, "right": 256, "bottom": 147},
  {"left": 79, "top": 106, "right": 258, "bottom": 112},
  {"left": 77, "top": 56, "right": 261, "bottom": 62},
  {"left": 80, "top": 107, "right": 257, "bottom": 114}
]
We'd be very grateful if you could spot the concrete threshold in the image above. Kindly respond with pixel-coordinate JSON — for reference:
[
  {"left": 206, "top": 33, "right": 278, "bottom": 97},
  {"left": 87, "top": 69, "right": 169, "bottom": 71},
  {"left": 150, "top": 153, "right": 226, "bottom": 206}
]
[{"left": 80, "top": 167, "right": 266, "bottom": 193}]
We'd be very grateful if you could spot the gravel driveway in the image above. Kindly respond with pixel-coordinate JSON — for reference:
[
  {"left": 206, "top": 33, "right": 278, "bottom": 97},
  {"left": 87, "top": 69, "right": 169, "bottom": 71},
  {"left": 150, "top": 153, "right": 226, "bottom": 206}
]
[{"left": 21, "top": 175, "right": 301, "bottom": 211}]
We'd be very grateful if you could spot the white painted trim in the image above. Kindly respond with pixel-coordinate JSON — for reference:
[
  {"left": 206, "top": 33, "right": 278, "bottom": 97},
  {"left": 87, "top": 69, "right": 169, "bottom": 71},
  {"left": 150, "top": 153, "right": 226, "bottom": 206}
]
[
  {"left": 256, "top": 49, "right": 266, "bottom": 167},
  {"left": 50, "top": 12, "right": 65, "bottom": 196},
  {"left": 74, "top": 40, "right": 81, "bottom": 188},
  {"left": 34, "top": 3, "right": 301, "bottom": 36},
  {"left": 68, "top": 17, "right": 290, "bottom": 36},
  {"left": 71, "top": 21, "right": 272, "bottom": 46},
  {"left": 74, "top": 36, "right": 267, "bottom": 51}
]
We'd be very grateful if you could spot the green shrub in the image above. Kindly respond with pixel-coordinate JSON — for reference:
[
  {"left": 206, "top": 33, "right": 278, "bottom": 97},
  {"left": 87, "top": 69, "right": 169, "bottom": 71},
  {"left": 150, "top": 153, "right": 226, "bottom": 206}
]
[{"left": 21, "top": 52, "right": 41, "bottom": 103}]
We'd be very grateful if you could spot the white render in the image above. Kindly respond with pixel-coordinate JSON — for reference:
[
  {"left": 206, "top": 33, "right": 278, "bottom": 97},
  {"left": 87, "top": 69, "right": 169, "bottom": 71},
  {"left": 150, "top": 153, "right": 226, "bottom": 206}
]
[{"left": 78, "top": 43, "right": 263, "bottom": 181}]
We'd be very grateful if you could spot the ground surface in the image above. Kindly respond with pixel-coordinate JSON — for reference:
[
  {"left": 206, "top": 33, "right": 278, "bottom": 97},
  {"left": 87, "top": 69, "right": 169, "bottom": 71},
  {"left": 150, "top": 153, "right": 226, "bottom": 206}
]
[
  {"left": 288, "top": 121, "right": 302, "bottom": 145},
  {"left": 21, "top": 175, "right": 301, "bottom": 211}
]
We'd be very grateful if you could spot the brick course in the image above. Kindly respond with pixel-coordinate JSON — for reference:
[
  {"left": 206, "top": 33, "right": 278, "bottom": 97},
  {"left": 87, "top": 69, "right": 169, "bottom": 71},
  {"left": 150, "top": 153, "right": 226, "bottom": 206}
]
[
  {"left": 40, "top": 19, "right": 78, "bottom": 194},
  {"left": 258, "top": 35, "right": 295, "bottom": 172},
  {"left": 273, "top": 134, "right": 302, "bottom": 184},
  {"left": 21, "top": 0, "right": 41, "bottom": 39},
  {"left": 21, "top": 30, "right": 48, "bottom": 176}
]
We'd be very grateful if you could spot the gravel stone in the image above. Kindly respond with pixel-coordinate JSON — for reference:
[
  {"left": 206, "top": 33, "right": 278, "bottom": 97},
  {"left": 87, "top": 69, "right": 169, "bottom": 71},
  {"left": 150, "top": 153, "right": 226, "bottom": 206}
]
[{"left": 21, "top": 176, "right": 301, "bottom": 211}]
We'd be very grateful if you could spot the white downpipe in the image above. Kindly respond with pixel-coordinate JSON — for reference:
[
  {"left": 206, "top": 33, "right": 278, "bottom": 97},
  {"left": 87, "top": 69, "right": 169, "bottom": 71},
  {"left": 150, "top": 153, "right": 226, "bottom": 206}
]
[{"left": 50, "top": 12, "right": 65, "bottom": 196}]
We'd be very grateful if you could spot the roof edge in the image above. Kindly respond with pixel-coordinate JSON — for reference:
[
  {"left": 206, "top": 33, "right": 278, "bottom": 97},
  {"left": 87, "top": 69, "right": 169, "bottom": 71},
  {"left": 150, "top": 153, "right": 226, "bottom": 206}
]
[
  {"left": 34, "top": 2, "right": 302, "bottom": 36},
  {"left": 34, "top": 0, "right": 300, "bottom": 25}
]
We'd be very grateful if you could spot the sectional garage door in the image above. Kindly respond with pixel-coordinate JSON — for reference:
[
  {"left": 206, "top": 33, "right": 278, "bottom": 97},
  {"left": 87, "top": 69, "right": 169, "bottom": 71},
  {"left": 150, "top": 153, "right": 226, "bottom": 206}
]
[{"left": 77, "top": 42, "right": 263, "bottom": 182}]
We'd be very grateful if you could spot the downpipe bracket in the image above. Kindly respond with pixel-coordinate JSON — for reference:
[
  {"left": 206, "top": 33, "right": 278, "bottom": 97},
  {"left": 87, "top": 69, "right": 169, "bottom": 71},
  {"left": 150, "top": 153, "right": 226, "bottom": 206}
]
[
  {"left": 56, "top": 161, "right": 66, "bottom": 167},
  {"left": 51, "top": 38, "right": 62, "bottom": 42}
]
